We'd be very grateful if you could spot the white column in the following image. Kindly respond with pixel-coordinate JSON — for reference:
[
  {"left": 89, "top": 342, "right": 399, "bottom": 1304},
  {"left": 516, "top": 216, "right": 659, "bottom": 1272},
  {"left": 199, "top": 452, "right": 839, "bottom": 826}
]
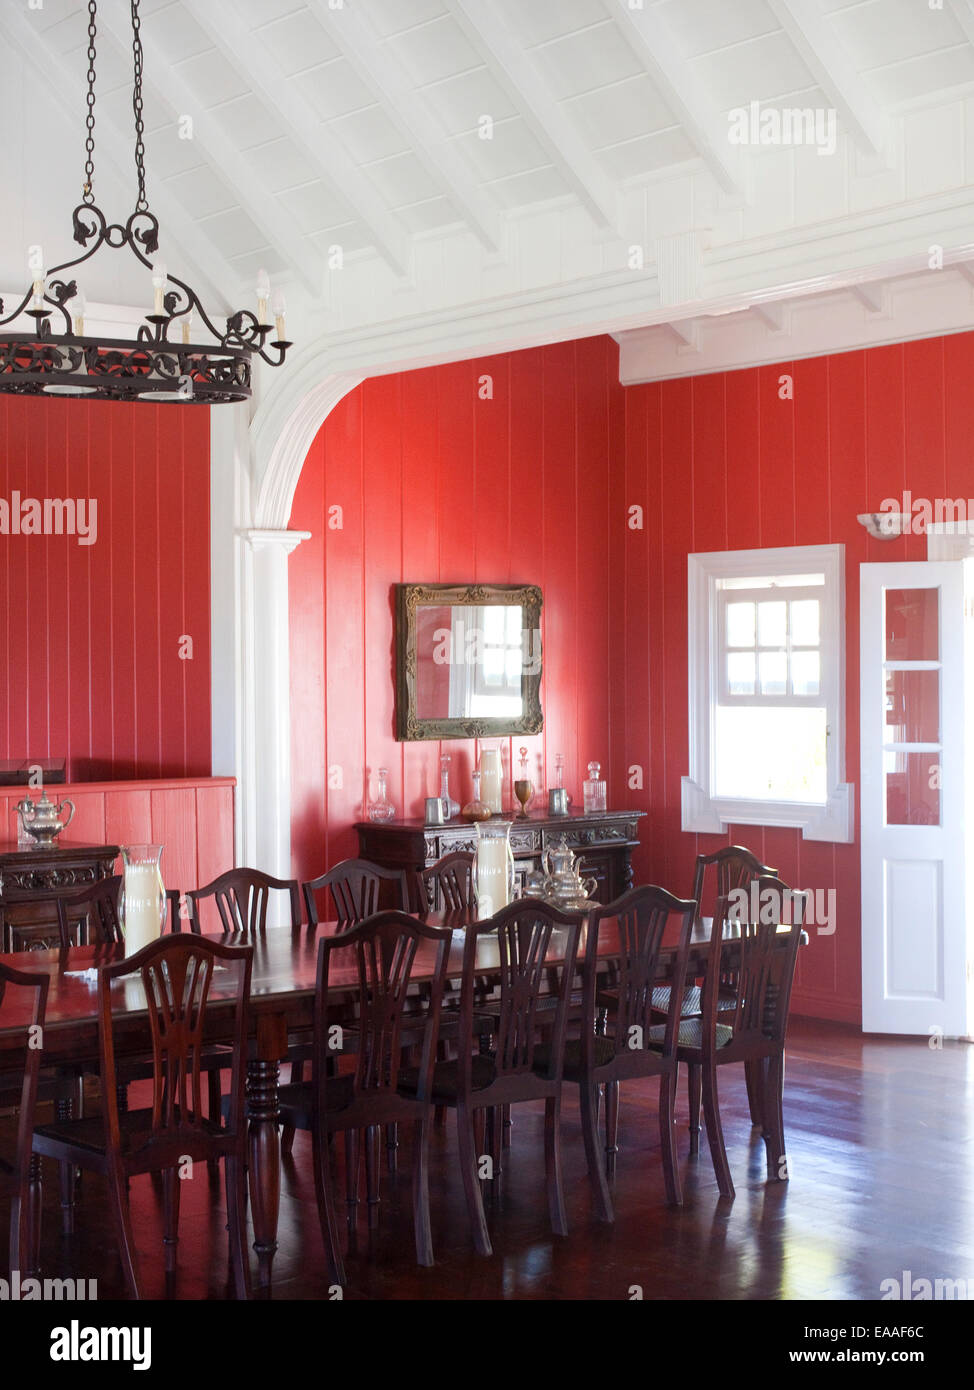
[{"left": 239, "top": 528, "right": 311, "bottom": 881}]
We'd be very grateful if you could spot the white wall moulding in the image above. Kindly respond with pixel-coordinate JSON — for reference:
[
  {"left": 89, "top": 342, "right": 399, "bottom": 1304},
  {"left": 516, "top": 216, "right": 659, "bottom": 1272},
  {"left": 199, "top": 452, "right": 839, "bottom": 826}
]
[{"left": 684, "top": 543, "right": 853, "bottom": 844}]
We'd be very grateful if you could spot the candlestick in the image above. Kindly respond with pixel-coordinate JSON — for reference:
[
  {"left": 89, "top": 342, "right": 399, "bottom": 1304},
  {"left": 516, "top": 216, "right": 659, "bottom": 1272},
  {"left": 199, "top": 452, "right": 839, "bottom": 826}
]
[
  {"left": 256, "top": 267, "right": 270, "bottom": 325},
  {"left": 151, "top": 261, "right": 167, "bottom": 316},
  {"left": 271, "top": 288, "right": 286, "bottom": 341}
]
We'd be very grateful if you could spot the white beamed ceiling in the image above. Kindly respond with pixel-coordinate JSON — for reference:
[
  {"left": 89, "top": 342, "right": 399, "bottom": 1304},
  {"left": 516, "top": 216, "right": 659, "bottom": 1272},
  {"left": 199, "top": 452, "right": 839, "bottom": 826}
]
[{"left": 2, "top": 0, "right": 974, "bottom": 392}]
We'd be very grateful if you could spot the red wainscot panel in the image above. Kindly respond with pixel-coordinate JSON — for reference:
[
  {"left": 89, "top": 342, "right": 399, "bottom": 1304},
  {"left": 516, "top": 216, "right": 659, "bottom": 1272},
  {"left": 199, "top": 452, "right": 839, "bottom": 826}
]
[{"left": 0, "top": 777, "right": 234, "bottom": 896}]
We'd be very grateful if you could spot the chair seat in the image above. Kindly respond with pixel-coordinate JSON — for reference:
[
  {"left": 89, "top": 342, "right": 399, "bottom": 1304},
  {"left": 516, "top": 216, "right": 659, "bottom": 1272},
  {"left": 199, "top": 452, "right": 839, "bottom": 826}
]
[
  {"left": 397, "top": 1053, "right": 497, "bottom": 1104},
  {"left": 276, "top": 1073, "right": 355, "bottom": 1131},
  {"left": 646, "top": 1018, "right": 734, "bottom": 1051},
  {"left": 531, "top": 1035, "right": 616, "bottom": 1079},
  {"left": 599, "top": 984, "right": 735, "bottom": 1017},
  {"left": 34, "top": 1106, "right": 227, "bottom": 1159}
]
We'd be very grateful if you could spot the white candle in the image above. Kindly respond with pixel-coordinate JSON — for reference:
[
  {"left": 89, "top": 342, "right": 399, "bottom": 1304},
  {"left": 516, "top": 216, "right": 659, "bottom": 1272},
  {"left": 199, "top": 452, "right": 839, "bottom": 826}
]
[
  {"left": 475, "top": 836, "right": 511, "bottom": 918},
  {"left": 123, "top": 864, "right": 163, "bottom": 956},
  {"left": 151, "top": 262, "right": 167, "bottom": 317},
  {"left": 256, "top": 267, "right": 270, "bottom": 326},
  {"left": 479, "top": 747, "right": 502, "bottom": 814},
  {"left": 180, "top": 309, "right": 193, "bottom": 345},
  {"left": 271, "top": 288, "right": 286, "bottom": 341},
  {"left": 72, "top": 289, "right": 86, "bottom": 337}
]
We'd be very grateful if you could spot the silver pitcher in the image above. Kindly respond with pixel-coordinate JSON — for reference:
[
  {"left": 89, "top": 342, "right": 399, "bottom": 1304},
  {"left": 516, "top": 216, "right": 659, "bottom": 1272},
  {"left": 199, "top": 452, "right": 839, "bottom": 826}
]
[{"left": 16, "top": 789, "right": 75, "bottom": 845}]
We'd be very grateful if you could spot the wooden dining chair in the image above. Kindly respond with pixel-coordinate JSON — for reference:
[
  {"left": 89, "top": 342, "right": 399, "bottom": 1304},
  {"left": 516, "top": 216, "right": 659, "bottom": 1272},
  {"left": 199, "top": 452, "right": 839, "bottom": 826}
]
[
  {"left": 31, "top": 934, "right": 254, "bottom": 1299},
  {"left": 188, "top": 867, "right": 302, "bottom": 935},
  {"left": 555, "top": 886, "right": 697, "bottom": 1221},
  {"left": 302, "top": 858, "right": 410, "bottom": 927},
  {"left": 416, "top": 851, "right": 474, "bottom": 913},
  {"left": 56, "top": 874, "right": 124, "bottom": 949},
  {"left": 657, "top": 876, "right": 805, "bottom": 1199},
  {"left": 276, "top": 911, "right": 452, "bottom": 1286},
  {"left": 398, "top": 900, "right": 583, "bottom": 1257},
  {"left": 0, "top": 961, "right": 49, "bottom": 1274}
]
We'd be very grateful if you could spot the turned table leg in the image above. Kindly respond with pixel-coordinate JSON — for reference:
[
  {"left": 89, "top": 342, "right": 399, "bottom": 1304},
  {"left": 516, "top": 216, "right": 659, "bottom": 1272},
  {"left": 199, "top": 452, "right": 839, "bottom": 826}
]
[{"left": 246, "top": 1012, "right": 288, "bottom": 1298}]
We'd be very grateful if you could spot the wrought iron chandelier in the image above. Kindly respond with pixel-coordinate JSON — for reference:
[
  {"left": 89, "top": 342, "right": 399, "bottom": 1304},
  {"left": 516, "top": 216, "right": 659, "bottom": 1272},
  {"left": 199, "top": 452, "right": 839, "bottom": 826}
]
[{"left": 0, "top": 0, "right": 292, "bottom": 405}]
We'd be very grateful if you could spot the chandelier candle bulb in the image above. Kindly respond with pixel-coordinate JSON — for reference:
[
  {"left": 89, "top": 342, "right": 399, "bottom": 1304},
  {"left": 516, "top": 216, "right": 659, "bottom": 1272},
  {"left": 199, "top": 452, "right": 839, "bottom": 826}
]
[
  {"left": 151, "top": 262, "right": 167, "bottom": 316},
  {"left": 72, "top": 289, "right": 86, "bottom": 337},
  {"left": 256, "top": 268, "right": 270, "bottom": 325},
  {"left": 271, "top": 289, "right": 287, "bottom": 341},
  {"left": 180, "top": 309, "right": 193, "bottom": 345}
]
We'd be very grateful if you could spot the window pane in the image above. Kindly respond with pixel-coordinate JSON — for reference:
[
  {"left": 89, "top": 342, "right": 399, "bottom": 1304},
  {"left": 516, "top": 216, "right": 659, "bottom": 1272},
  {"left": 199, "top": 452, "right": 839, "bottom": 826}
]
[
  {"left": 885, "top": 751, "right": 940, "bottom": 826},
  {"left": 758, "top": 651, "right": 787, "bottom": 695},
  {"left": 791, "top": 651, "right": 820, "bottom": 697},
  {"left": 790, "top": 599, "right": 820, "bottom": 646},
  {"left": 715, "top": 706, "right": 827, "bottom": 801},
  {"left": 884, "top": 669, "right": 940, "bottom": 744},
  {"left": 757, "top": 601, "right": 786, "bottom": 646},
  {"left": 726, "top": 602, "right": 755, "bottom": 647},
  {"left": 727, "top": 652, "right": 755, "bottom": 695},
  {"left": 885, "top": 589, "right": 938, "bottom": 661}
]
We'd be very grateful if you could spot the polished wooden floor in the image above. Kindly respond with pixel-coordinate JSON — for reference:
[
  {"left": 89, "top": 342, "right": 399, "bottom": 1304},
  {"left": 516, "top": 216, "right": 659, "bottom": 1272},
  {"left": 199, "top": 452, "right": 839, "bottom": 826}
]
[{"left": 5, "top": 1018, "right": 970, "bottom": 1301}]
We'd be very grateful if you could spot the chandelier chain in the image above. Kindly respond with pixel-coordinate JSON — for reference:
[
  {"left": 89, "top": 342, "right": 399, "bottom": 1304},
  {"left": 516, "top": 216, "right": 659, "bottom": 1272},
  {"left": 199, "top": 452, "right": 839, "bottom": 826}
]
[
  {"left": 130, "top": 0, "right": 148, "bottom": 215},
  {"left": 82, "top": 0, "right": 97, "bottom": 205}
]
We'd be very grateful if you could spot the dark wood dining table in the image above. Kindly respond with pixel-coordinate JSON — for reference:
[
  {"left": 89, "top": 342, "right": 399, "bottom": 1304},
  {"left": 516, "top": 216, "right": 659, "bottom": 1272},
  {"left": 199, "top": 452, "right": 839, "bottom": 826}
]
[{"left": 0, "top": 911, "right": 802, "bottom": 1296}]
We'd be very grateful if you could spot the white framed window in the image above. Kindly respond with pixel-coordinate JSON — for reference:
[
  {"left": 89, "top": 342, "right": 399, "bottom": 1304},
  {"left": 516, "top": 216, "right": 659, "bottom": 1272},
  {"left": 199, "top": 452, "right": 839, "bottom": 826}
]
[{"left": 682, "top": 544, "right": 853, "bottom": 843}]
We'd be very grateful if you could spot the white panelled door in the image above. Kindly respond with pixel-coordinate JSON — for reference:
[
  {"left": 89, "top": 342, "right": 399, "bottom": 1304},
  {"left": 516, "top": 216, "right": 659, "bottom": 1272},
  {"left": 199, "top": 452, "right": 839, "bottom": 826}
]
[{"left": 860, "top": 561, "right": 973, "bottom": 1036}]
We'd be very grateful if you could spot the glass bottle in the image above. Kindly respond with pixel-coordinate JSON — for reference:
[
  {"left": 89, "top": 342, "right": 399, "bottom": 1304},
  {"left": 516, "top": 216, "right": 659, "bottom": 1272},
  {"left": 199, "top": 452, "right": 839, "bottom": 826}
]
[
  {"left": 367, "top": 766, "right": 396, "bottom": 822},
  {"left": 462, "top": 769, "right": 492, "bottom": 822},
  {"left": 514, "top": 746, "right": 533, "bottom": 818},
  {"left": 439, "top": 753, "right": 460, "bottom": 819},
  {"left": 553, "top": 753, "right": 564, "bottom": 789},
  {"left": 583, "top": 761, "right": 606, "bottom": 814}
]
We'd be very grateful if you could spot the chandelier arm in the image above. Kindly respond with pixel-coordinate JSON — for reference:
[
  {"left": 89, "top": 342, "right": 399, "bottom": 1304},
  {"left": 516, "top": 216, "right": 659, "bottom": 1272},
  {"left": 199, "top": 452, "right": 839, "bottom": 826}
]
[{"left": 0, "top": 292, "right": 38, "bottom": 332}]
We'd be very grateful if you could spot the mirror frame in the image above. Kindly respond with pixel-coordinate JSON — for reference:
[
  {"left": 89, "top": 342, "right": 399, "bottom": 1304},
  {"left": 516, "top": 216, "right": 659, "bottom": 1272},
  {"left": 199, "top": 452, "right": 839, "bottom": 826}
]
[{"left": 395, "top": 582, "right": 543, "bottom": 741}]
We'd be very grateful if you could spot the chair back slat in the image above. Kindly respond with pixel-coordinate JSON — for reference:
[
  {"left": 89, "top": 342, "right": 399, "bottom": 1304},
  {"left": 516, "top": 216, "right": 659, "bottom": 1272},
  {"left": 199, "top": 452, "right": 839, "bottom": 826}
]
[
  {"left": 302, "top": 859, "right": 409, "bottom": 928},
  {"left": 691, "top": 846, "right": 778, "bottom": 921},
  {"left": 98, "top": 935, "right": 253, "bottom": 1157},
  {"left": 704, "top": 877, "right": 804, "bottom": 1051},
  {"left": 314, "top": 911, "right": 451, "bottom": 1101},
  {"left": 189, "top": 868, "right": 301, "bottom": 936},
  {"left": 56, "top": 875, "right": 124, "bottom": 948}
]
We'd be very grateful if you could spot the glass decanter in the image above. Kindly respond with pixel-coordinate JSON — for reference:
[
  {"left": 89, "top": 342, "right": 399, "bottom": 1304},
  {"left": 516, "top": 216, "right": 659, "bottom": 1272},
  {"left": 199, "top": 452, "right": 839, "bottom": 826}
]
[
  {"left": 514, "top": 746, "right": 533, "bottom": 819},
  {"left": 439, "top": 753, "right": 460, "bottom": 819},
  {"left": 583, "top": 761, "right": 606, "bottom": 814},
  {"left": 367, "top": 766, "right": 396, "bottom": 822},
  {"left": 552, "top": 752, "right": 564, "bottom": 789},
  {"left": 462, "top": 769, "right": 492, "bottom": 822}
]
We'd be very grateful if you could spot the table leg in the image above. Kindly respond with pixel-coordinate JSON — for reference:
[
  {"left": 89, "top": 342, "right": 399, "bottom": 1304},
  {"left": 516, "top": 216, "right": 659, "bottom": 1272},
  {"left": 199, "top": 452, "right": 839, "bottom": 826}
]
[{"left": 246, "top": 1012, "right": 288, "bottom": 1298}]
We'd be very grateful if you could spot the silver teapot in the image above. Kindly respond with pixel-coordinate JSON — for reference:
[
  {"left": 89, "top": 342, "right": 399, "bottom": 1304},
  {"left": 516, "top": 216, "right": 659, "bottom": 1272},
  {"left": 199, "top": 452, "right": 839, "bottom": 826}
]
[
  {"left": 16, "top": 788, "right": 75, "bottom": 845},
  {"left": 538, "top": 838, "right": 598, "bottom": 910}
]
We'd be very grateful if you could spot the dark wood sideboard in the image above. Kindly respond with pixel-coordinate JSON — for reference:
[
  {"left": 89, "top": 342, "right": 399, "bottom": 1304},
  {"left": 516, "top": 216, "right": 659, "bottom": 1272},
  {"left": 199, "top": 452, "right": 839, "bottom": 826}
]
[
  {"left": 0, "top": 840, "right": 120, "bottom": 951},
  {"left": 356, "top": 809, "right": 645, "bottom": 910}
]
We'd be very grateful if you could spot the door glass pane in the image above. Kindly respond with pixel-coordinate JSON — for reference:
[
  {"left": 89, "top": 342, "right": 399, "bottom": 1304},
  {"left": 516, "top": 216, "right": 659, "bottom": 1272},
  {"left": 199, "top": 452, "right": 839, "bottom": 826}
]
[
  {"left": 727, "top": 652, "right": 755, "bottom": 695},
  {"left": 884, "top": 669, "right": 940, "bottom": 744},
  {"left": 790, "top": 599, "right": 820, "bottom": 646},
  {"left": 757, "top": 601, "right": 786, "bottom": 646},
  {"left": 885, "top": 588, "right": 939, "bottom": 661},
  {"left": 884, "top": 750, "right": 941, "bottom": 825},
  {"left": 726, "top": 602, "right": 755, "bottom": 647},
  {"left": 759, "top": 651, "right": 787, "bottom": 695},
  {"left": 791, "top": 651, "right": 820, "bottom": 696}
]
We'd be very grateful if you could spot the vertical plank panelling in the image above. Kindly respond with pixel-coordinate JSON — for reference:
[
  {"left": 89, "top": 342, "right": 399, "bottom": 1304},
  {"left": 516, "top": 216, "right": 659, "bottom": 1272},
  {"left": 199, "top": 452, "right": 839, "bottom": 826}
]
[{"left": 0, "top": 398, "right": 211, "bottom": 781}]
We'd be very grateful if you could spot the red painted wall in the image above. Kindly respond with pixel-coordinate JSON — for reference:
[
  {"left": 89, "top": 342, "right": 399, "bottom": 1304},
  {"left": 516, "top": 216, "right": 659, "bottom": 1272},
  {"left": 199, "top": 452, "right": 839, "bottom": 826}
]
[
  {"left": 289, "top": 328, "right": 974, "bottom": 1025},
  {"left": 0, "top": 397, "right": 212, "bottom": 781}
]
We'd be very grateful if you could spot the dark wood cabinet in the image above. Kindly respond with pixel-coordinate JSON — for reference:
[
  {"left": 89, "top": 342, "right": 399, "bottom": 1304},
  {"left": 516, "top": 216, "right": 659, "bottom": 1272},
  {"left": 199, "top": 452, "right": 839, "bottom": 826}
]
[
  {"left": 0, "top": 840, "right": 119, "bottom": 951},
  {"left": 356, "top": 809, "right": 645, "bottom": 910}
]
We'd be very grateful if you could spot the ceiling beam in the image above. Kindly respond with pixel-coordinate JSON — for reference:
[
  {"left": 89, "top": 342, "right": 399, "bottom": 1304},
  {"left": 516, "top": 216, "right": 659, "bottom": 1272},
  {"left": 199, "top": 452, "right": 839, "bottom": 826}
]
[
  {"left": 187, "top": 0, "right": 411, "bottom": 279},
  {"left": 608, "top": 0, "right": 742, "bottom": 197},
  {"left": 767, "top": 0, "right": 889, "bottom": 161},
  {"left": 445, "top": 0, "right": 621, "bottom": 234},
  {"left": 0, "top": 5, "right": 237, "bottom": 309},
  {"left": 308, "top": 0, "right": 501, "bottom": 254},
  {"left": 98, "top": 7, "right": 324, "bottom": 297}
]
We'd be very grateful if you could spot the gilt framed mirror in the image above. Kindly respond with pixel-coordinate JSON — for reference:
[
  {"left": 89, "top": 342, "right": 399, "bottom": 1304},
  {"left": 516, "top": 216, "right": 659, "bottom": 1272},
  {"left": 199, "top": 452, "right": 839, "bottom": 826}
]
[{"left": 395, "top": 583, "right": 543, "bottom": 741}]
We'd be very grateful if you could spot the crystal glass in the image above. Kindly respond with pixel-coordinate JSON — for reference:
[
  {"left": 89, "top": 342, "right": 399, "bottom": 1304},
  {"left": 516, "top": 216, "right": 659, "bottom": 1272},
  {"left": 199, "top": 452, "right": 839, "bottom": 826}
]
[
  {"left": 367, "top": 766, "right": 396, "bottom": 822},
  {"left": 462, "top": 770, "right": 492, "bottom": 822},
  {"left": 583, "top": 761, "right": 606, "bottom": 814},
  {"left": 472, "top": 819, "right": 515, "bottom": 920},
  {"left": 514, "top": 745, "right": 533, "bottom": 819},
  {"left": 439, "top": 754, "right": 460, "bottom": 819},
  {"left": 120, "top": 844, "right": 166, "bottom": 957}
]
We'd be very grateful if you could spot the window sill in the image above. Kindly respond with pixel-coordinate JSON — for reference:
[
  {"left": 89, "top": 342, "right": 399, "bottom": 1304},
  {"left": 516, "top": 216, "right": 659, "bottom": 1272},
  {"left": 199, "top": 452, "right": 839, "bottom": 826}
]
[{"left": 681, "top": 777, "right": 854, "bottom": 843}]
